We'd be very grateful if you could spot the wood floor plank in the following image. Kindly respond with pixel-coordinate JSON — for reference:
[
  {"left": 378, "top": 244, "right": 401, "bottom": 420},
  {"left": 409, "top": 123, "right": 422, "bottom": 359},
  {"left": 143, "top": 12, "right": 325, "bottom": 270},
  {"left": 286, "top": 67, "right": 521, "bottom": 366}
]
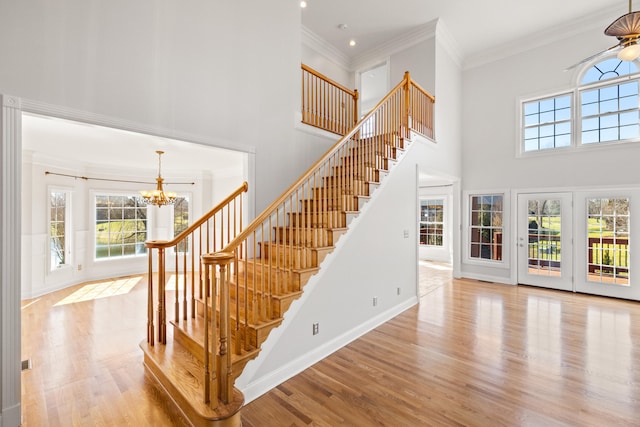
[{"left": 21, "top": 265, "right": 640, "bottom": 426}]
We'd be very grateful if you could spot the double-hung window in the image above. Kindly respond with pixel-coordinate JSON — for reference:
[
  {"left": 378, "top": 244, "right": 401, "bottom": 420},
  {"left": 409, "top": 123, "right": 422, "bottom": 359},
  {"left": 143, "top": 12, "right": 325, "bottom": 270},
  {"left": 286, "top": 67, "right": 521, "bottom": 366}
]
[
  {"left": 420, "top": 199, "right": 444, "bottom": 246},
  {"left": 50, "top": 189, "right": 71, "bottom": 270},
  {"left": 95, "top": 194, "right": 147, "bottom": 259},
  {"left": 469, "top": 194, "right": 504, "bottom": 261}
]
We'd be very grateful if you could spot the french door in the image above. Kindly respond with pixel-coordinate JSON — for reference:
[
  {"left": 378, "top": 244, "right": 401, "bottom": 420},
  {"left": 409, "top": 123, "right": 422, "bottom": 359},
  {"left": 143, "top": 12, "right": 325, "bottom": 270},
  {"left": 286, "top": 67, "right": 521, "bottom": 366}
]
[
  {"left": 574, "top": 189, "right": 640, "bottom": 300},
  {"left": 517, "top": 193, "right": 573, "bottom": 291},
  {"left": 517, "top": 190, "right": 640, "bottom": 301}
]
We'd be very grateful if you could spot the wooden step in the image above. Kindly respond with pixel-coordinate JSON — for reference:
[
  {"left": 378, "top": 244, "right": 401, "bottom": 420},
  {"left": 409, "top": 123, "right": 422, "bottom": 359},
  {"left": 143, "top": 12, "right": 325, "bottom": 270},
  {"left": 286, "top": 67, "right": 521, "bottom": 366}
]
[
  {"left": 288, "top": 210, "right": 357, "bottom": 228},
  {"left": 191, "top": 293, "right": 285, "bottom": 351},
  {"left": 331, "top": 165, "right": 381, "bottom": 182},
  {"left": 238, "top": 258, "right": 320, "bottom": 292},
  {"left": 140, "top": 336, "right": 244, "bottom": 427},
  {"left": 258, "top": 242, "right": 334, "bottom": 268},
  {"left": 300, "top": 195, "right": 365, "bottom": 212},
  {"left": 273, "top": 225, "right": 347, "bottom": 247},
  {"left": 171, "top": 315, "right": 261, "bottom": 376}
]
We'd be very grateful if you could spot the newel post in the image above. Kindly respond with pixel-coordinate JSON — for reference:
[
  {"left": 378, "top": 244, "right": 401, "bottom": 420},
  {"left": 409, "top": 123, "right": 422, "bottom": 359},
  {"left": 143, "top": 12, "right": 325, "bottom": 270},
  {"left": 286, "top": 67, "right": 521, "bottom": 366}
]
[
  {"left": 403, "top": 71, "right": 411, "bottom": 135},
  {"left": 202, "top": 251, "right": 235, "bottom": 405},
  {"left": 146, "top": 240, "right": 170, "bottom": 345},
  {"left": 353, "top": 89, "right": 359, "bottom": 126}
]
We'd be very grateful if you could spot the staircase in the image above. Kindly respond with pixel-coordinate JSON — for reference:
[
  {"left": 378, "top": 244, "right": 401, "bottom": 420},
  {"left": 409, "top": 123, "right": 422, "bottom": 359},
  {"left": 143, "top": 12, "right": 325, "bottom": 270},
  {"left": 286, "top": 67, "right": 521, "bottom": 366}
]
[{"left": 140, "top": 70, "right": 435, "bottom": 426}]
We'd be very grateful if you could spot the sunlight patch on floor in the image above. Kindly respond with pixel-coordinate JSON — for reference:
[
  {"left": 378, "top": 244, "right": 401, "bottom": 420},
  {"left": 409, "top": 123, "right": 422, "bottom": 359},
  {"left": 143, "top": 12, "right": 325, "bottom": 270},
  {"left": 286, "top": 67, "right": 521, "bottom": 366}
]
[
  {"left": 419, "top": 260, "right": 452, "bottom": 271},
  {"left": 54, "top": 276, "right": 142, "bottom": 306}
]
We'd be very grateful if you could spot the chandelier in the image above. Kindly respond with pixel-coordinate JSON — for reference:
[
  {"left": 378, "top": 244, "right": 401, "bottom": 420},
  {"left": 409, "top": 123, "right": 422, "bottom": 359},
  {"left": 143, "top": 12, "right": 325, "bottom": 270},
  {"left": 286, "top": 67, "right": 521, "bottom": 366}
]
[{"left": 140, "top": 150, "right": 177, "bottom": 207}]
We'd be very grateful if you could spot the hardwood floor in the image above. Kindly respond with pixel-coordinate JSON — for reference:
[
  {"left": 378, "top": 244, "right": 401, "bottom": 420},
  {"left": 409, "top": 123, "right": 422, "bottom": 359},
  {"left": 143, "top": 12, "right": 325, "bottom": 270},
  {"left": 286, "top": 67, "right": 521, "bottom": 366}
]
[{"left": 21, "top": 266, "right": 640, "bottom": 426}]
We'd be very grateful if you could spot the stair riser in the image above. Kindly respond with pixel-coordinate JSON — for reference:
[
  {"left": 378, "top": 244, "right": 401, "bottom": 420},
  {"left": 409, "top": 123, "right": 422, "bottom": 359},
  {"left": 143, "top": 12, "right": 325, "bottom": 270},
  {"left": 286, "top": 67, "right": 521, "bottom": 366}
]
[
  {"left": 300, "top": 196, "right": 360, "bottom": 212},
  {"left": 259, "top": 244, "right": 333, "bottom": 268},
  {"left": 273, "top": 227, "right": 331, "bottom": 246},
  {"left": 288, "top": 211, "right": 349, "bottom": 229}
]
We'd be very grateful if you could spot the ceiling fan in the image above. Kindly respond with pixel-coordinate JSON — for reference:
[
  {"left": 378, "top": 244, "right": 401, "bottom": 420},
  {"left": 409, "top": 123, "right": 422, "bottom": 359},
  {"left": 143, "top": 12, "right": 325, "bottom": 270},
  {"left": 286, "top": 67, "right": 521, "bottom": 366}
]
[{"left": 566, "top": 0, "right": 640, "bottom": 70}]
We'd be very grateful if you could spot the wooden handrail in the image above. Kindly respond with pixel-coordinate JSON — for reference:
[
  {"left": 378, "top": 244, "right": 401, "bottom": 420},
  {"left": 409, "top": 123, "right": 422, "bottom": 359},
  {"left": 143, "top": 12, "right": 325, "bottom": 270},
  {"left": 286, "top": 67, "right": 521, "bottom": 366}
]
[
  {"left": 146, "top": 181, "right": 248, "bottom": 249},
  {"left": 409, "top": 76, "right": 435, "bottom": 103},
  {"left": 301, "top": 64, "right": 358, "bottom": 98},
  {"left": 226, "top": 76, "right": 410, "bottom": 251}
]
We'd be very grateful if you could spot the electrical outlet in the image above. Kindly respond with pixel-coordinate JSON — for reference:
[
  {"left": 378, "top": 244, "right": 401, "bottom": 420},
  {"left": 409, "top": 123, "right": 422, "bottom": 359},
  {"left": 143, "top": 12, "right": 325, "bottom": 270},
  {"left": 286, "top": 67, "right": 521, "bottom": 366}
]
[
  {"left": 77, "top": 264, "right": 82, "bottom": 271},
  {"left": 312, "top": 323, "right": 319, "bottom": 335},
  {"left": 373, "top": 297, "right": 378, "bottom": 306}
]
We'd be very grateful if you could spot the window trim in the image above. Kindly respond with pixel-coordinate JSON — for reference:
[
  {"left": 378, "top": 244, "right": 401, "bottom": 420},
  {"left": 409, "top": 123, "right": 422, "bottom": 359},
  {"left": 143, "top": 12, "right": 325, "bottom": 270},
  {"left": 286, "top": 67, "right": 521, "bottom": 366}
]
[{"left": 463, "top": 190, "right": 510, "bottom": 268}]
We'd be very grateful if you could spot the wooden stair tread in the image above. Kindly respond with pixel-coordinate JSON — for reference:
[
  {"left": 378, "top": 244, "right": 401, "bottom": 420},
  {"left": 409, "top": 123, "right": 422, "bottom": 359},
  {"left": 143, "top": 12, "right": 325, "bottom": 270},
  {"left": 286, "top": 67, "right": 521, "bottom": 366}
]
[{"left": 140, "top": 337, "right": 244, "bottom": 423}]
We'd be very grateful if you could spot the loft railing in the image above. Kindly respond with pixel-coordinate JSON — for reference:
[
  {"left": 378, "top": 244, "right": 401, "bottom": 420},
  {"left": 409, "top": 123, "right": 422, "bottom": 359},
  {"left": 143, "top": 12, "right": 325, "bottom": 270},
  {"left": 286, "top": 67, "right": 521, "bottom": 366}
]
[
  {"left": 203, "top": 71, "right": 434, "bottom": 403},
  {"left": 301, "top": 64, "right": 359, "bottom": 136},
  {"left": 145, "top": 182, "right": 248, "bottom": 348}
]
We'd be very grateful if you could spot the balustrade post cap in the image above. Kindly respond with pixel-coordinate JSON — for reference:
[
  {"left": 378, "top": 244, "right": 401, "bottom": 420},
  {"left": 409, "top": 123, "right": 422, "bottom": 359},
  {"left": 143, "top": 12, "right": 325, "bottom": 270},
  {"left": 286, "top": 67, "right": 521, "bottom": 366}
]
[
  {"left": 202, "top": 251, "right": 235, "bottom": 265},
  {"left": 145, "top": 239, "right": 170, "bottom": 248}
]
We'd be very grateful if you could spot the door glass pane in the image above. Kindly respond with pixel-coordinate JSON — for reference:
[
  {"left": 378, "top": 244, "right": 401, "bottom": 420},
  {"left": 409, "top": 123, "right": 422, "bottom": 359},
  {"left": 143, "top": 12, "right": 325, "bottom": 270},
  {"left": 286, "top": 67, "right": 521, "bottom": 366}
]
[
  {"left": 587, "top": 198, "right": 630, "bottom": 286},
  {"left": 527, "top": 199, "right": 562, "bottom": 276}
]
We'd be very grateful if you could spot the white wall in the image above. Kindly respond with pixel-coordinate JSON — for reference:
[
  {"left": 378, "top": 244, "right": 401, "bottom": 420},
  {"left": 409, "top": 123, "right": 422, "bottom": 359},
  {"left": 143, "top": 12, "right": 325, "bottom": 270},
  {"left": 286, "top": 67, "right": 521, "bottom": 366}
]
[{"left": 460, "top": 21, "right": 640, "bottom": 282}]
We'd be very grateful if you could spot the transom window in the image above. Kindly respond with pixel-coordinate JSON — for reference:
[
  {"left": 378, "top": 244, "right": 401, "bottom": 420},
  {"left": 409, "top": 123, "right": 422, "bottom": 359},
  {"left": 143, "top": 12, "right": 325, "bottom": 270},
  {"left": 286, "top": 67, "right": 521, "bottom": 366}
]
[
  {"left": 95, "top": 194, "right": 147, "bottom": 259},
  {"left": 521, "top": 57, "right": 640, "bottom": 153}
]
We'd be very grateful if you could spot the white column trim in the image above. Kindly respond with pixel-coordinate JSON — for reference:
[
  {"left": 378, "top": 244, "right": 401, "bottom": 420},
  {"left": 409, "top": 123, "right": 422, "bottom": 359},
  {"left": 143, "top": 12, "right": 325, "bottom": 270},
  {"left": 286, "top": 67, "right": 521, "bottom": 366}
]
[{"left": 1, "top": 94, "right": 22, "bottom": 427}]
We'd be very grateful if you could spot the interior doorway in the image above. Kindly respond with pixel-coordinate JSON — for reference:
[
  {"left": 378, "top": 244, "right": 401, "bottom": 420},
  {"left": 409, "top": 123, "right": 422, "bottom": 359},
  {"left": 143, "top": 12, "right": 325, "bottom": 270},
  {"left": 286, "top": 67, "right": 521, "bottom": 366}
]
[{"left": 358, "top": 62, "right": 389, "bottom": 116}]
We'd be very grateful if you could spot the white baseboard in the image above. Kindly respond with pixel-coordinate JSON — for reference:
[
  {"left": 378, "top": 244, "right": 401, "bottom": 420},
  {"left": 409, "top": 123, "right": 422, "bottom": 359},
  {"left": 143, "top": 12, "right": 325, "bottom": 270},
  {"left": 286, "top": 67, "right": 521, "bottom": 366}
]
[
  {"left": 460, "top": 271, "right": 515, "bottom": 285},
  {"left": 239, "top": 296, "right": 418, "bottom": 404},
  {"left": 0, "top": 403, "right": 21, "bottom": 427}
]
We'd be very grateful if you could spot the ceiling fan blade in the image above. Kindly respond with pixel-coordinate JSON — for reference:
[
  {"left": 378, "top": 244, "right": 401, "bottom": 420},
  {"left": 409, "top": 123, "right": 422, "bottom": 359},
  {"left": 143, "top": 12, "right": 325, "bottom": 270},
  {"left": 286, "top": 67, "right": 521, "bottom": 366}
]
[
  {"left": 605, "top": 11, "right": 640, "bottom": 36},
  {"left": 564, "top": 43, "right": 621, "bottom": 71}
]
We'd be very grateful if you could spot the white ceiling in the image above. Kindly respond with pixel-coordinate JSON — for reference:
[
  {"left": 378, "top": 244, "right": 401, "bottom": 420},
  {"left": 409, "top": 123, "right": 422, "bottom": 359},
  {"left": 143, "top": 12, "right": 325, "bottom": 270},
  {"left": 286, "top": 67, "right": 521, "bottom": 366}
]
[
  {"left": 301, "top": 0, "right": 627, "bottom": 63},
  {"left": 22, "top": 113, "right": 244, "bottom": 177}
]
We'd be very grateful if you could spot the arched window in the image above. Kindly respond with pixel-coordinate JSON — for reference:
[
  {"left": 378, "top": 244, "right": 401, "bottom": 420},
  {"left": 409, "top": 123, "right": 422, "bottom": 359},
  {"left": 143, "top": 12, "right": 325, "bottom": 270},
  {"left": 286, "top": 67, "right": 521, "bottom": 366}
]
[
  {"left": 521, "top": 56, "right": 640, "bottom": 154},
  {"left": 580, "top": 58, "right": 639, "bottom": 144}
]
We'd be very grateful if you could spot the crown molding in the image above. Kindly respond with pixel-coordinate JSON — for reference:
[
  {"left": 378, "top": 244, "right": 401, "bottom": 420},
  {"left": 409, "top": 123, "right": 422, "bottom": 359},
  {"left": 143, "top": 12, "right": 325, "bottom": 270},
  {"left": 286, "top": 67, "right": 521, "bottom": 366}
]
[
  {"left": 351, "top": 20, "right": 439, "bottom": 71},
  {"left": 435, "top": 19, "right": 463, "bottom": 69},
  {"left": 463, "top": 4, "right": 623, "bottom": 70},
  {"left": 301, "top": 25, "right": 351, "bottom": 70}
]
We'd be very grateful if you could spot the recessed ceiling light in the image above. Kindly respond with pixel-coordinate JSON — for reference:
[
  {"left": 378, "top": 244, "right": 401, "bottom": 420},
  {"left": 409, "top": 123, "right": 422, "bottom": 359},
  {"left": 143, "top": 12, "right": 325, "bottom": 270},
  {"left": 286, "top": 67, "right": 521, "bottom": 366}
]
[
  {"left": 300, "top": 1, "right": 307, "bottom": 8},
  {"left": 349, "top": 40, "right": 356, "bottom": 47}
]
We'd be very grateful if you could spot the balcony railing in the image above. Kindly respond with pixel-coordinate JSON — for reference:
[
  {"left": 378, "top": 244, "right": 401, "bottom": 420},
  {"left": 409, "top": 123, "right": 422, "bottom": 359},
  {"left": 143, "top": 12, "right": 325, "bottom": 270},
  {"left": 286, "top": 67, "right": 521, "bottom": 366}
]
[{"left": 301, "top": 64, "right": 359, "bottom": 136}]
